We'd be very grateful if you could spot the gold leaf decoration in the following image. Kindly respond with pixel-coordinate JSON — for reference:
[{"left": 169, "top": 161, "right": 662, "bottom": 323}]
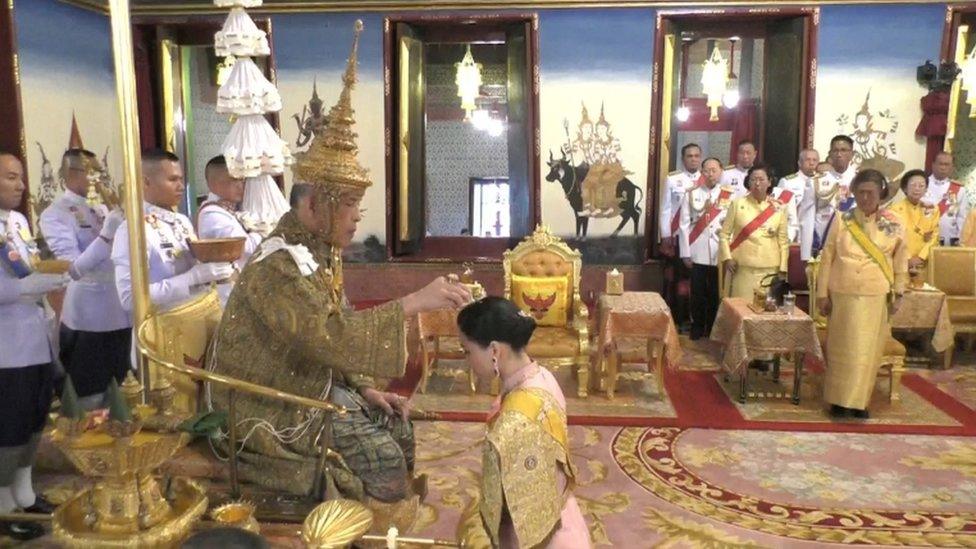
[{"left": 301, "top": 499, "right": 374, "bottom": 548}]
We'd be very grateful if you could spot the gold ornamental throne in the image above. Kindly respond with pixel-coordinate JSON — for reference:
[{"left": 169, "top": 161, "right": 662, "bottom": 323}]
[{"left": 503, "top": 225, "right": 591, "bottom": 397}]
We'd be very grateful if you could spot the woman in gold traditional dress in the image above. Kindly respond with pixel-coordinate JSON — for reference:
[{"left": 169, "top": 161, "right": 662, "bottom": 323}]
[
  {"left": 817, "top": 169, "right": 908, "bottom": 419},
  {"left": 888, "top": 169, "right": 939, "bottom": 286},
  {"left": 455, "top": 297, "right": 590, "bottom": 549},
  {"left": 719, "top": 163, "right": 789, "bottom": 299}
]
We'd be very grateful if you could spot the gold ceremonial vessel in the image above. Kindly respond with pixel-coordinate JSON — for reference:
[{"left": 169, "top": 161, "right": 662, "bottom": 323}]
[
  {"left": 211, "top": 501, "right": 260, "bottom": 534},
  {"left": 605, "top": 268, "right": 624, "bottom": 295},
  {"left": 186, "top": 237, "right": 246, "bottom": 263},
  {"left": 50, "top": 404, "right": 207, "bottom": 547}
]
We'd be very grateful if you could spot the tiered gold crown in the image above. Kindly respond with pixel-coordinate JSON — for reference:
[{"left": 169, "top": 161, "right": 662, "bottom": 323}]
[{"left": 292, "top": 20, "right": 372, "bottom": 194}]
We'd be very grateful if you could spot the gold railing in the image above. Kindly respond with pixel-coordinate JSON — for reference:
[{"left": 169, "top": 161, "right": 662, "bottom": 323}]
[{"left": 135, "top": 316, "right": 346, "bottom": 499}]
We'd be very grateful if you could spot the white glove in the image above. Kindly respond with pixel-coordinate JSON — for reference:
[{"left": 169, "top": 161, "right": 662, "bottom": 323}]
[
  {"left": 178, "top": 262, "right": 234, "bottom": 287},
  {"left": 100, "top": 209, "right": 125, "bottom": 240},
  {"left": 17, "top": 273, "right": 69, "bottom": 296}
]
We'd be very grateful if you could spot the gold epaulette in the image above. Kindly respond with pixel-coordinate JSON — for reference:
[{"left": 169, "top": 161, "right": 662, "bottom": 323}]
[
  {"left": 724, "top": 164, "right": 736, "bottom": 170},
  {"left": 668, "top": 169, "right": 682, "bottom": 177}
]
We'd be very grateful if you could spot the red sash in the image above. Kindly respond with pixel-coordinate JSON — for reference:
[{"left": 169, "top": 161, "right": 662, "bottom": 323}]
[
  {"left": 729, "top": 200, "right": 780, "bottom": 251},
  {"left": 670, "top": 173, "right": 705, "bottom": 234},
  {"left": 689, "top": 188, "right": 733, "bottom": 244},
  {"left": 938, "top": 181, "right": 963, "bottom": 215}
]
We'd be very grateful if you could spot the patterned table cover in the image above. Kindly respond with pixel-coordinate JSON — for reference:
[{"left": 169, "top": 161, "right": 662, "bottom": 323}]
[
  {"left": 890, "top": 287, "right": 955, "bottom": 353},
  {"left": 710, "top": 297, "right": 824, "bottom": 375},
  {"left": 597, "top": 292, "right": 682, "bottom": 368}
]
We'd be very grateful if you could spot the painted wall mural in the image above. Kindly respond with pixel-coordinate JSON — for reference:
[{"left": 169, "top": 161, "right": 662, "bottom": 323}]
[
  {"left": 11, "top": 2, "right": 956, "bottom": 264},
  {"left": 813, "top": 4, "right": 945, "bottom": 180},
  {"left": 14, "top": 0, "right": 123, "bottom": 222},
  {"left": 544, "top": 102, "right": 643, "bottom": 239},
  {"left": 538, "top": 8, "right": 654, "bottom": 249},
  {"left": 273, "top": 12, "right": 386, "bottom": 253}
]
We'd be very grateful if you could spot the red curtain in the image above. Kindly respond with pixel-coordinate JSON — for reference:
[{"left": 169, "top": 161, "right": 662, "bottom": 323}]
[
  {"left": 916, "top": 90, "right": 949, "bottom": 171},
  {"left": 730, "top": 99, "right": 758, "bottom": 160},
  {"left": 132, "top": 25, "right": 158, "bottom": 150}
]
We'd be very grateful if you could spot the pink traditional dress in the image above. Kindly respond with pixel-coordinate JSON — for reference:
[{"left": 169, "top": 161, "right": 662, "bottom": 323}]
[{"left": 459, "top": 363, "right": 591, "bottom": 548}]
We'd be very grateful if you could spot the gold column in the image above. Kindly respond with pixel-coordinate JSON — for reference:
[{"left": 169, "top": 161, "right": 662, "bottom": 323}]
[
  {"left": 108, "top": 0, "right": 152, "bottom": 391},
  {"left": 946, "top": 25, "right": 969, "bottom": 152}
]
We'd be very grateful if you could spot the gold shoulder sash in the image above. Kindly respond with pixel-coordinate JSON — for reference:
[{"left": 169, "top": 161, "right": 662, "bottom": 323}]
[
  {"left": 843, "top": 213, "right": 894, "bottom": 286},
  {"left": 499, "top": 387, "right": 569, "bottom": 452}
]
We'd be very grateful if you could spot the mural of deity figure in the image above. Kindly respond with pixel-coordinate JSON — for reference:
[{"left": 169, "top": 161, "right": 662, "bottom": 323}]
[{"left": 837, "top": 91, "right": 905, "bottom": 180}]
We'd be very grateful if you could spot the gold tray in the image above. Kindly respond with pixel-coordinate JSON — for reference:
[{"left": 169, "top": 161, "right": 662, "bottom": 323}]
[
  {"left": 52, "top": 477, "right": 208, "bottom": 548},
  {"left": 747, "top": 303, "right": 785, "bottom": 315}
]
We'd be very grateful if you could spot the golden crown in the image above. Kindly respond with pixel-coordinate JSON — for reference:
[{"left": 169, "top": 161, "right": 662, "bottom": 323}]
[{"left": 291, "top": 20, "right": 372, "bottom": 194}]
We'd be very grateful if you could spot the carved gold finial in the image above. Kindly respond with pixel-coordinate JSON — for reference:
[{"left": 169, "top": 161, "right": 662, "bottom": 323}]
[
  {"left": 291, "top": 20, "right": 372, "bottom": 196},
  {"left": 120, "top": 370, "right": 144, "bottom": 410}
]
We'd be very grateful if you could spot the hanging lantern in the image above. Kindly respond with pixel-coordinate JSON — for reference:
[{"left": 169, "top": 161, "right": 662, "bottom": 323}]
[
  {"left": 455, "top": 45, "right": 483, "bottom": 121},
  {"left": 701, "top": 46, "right": 729, "bottom": 122}
]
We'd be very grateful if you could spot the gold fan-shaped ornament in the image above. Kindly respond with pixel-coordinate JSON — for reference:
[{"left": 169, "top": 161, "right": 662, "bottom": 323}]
[{"left": 301, "top": 499, "right": 374, "bottom": 548}]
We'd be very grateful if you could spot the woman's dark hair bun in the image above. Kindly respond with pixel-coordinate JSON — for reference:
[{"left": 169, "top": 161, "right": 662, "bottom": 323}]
[{"left": 456, "top": 296, "right": 537, "bottom": 352}]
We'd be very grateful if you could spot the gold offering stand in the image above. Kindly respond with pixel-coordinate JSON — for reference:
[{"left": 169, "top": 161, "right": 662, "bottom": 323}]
[{"left": 50, "top": 400, "right": 208, "bottom": 547}]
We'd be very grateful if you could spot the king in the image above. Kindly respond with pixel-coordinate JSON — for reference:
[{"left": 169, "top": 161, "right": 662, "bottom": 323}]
[{"left": 209, "top": 21, "right": 469, "bottom": 509}]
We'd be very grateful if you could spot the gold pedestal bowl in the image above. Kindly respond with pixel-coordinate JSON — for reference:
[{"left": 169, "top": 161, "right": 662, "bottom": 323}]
[{"left": 51, "top": 426, "right": 208, "bottom": 547}]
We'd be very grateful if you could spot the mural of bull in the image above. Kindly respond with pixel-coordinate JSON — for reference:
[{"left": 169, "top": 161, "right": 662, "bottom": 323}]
[{"left": 545, "top": 150, "right": 643, "bottom": 239}]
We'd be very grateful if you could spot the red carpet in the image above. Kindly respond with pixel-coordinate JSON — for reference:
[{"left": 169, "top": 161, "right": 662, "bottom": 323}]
[{"left": 353, "top": 300, "right": 976, "bottom": 436}]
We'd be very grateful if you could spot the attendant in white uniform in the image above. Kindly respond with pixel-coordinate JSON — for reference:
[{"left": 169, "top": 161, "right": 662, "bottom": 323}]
[
  {"left": 801, "top": 135, "right": 857, "bottom": 258},
  {"left": 39, "top": 148, "right": 130, "bottom": 409},
  {"left": 660, "top": 143, "right": 702, "bottom": 329},
  {"left": 924, "top": 152, "right": 969, "bottom": 246},
  {"left": 196, "top": 155, "right": 263, "bottom": 306},
  {"left": 660, "top": 143, "right": 702, "bottom": 252},
  {"left": 720, "top": 140, "right": 757, "bottom": 197},
  {"left": 778, "top": 148, "right": 819, "bottom": 249},
  {"left": 0, "top": 152, "right": 69, "bottom": 540},
  {"left": 111, "top": 149, "right": 232, "bottom": 314},
  {"left": 679, "top": 157, "right": 732, "bottom": 339}
]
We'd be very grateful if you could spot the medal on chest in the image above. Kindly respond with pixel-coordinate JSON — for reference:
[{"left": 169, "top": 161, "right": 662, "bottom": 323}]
[{"left": 149, "top": 213, "right": 190, "bottom": 260}]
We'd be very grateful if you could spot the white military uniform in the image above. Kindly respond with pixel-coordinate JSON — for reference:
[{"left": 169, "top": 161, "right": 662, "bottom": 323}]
[
  {"left": 799, "top": 164, "right": 856, "bottom": 259},
  {"left": 111, "top": 202, "right": 200, "bottom": 312},
  {"left": 196, "top": 193, "right": 262, "bottom": 305},
  {"left": 39, "top": 191, "right": 129, "bottom": 332},
  {"left": 773, "top": 171, "right": 810, "bottom": 243},
  {"left": 660, "top": 169, "right": 701, "bottom": 244},
  {"left": 0, "top": 210, "right": 55, "bottom": 369},
  {"left": 719, "top": 165, "right": 749, "bottom": 198},
  {"left": 925, "top": 175, "right": 969, "bottom": 244},
  {"left": 678, "top": 183, "right": 733, "bottom": 266}
]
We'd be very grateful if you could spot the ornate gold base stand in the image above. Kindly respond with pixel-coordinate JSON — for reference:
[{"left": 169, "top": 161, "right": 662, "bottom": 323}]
[{"left": 52, "top": 477, "right": 207, "bottom": 547}]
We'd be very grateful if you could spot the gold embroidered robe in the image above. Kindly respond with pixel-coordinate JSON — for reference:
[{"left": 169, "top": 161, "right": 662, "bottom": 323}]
[{"left": 211, "top": 211, "right": 407, "bottom": 494}]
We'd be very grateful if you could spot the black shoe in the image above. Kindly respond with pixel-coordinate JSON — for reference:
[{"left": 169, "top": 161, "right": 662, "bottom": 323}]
[
  {"left": 24, "top": 495, "right": 56, "bottom": 514},
  {"left": 850, "top": 408, "right": 870, "bottom": 419},
  {"left": 689, "top": 331, "right": 703, "bottom": 341},
  {"left": 829, "top": 404, "right": 849, "bottom": 418},
  {"left": 0, "top": 520, "right": 45, "bottom": 541}
]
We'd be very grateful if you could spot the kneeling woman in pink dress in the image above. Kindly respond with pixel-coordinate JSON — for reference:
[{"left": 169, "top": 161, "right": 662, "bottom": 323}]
[{"left": 454, "top": 296, "right": 591, "bottom": 549}]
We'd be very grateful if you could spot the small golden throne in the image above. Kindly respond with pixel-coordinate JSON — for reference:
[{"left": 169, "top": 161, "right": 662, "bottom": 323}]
[
  {"left": 503, "top": 225, "right": 591, "bottom": 397},
  {"left": 928, "top": 246, "right": 974, "bottom": 357}
]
